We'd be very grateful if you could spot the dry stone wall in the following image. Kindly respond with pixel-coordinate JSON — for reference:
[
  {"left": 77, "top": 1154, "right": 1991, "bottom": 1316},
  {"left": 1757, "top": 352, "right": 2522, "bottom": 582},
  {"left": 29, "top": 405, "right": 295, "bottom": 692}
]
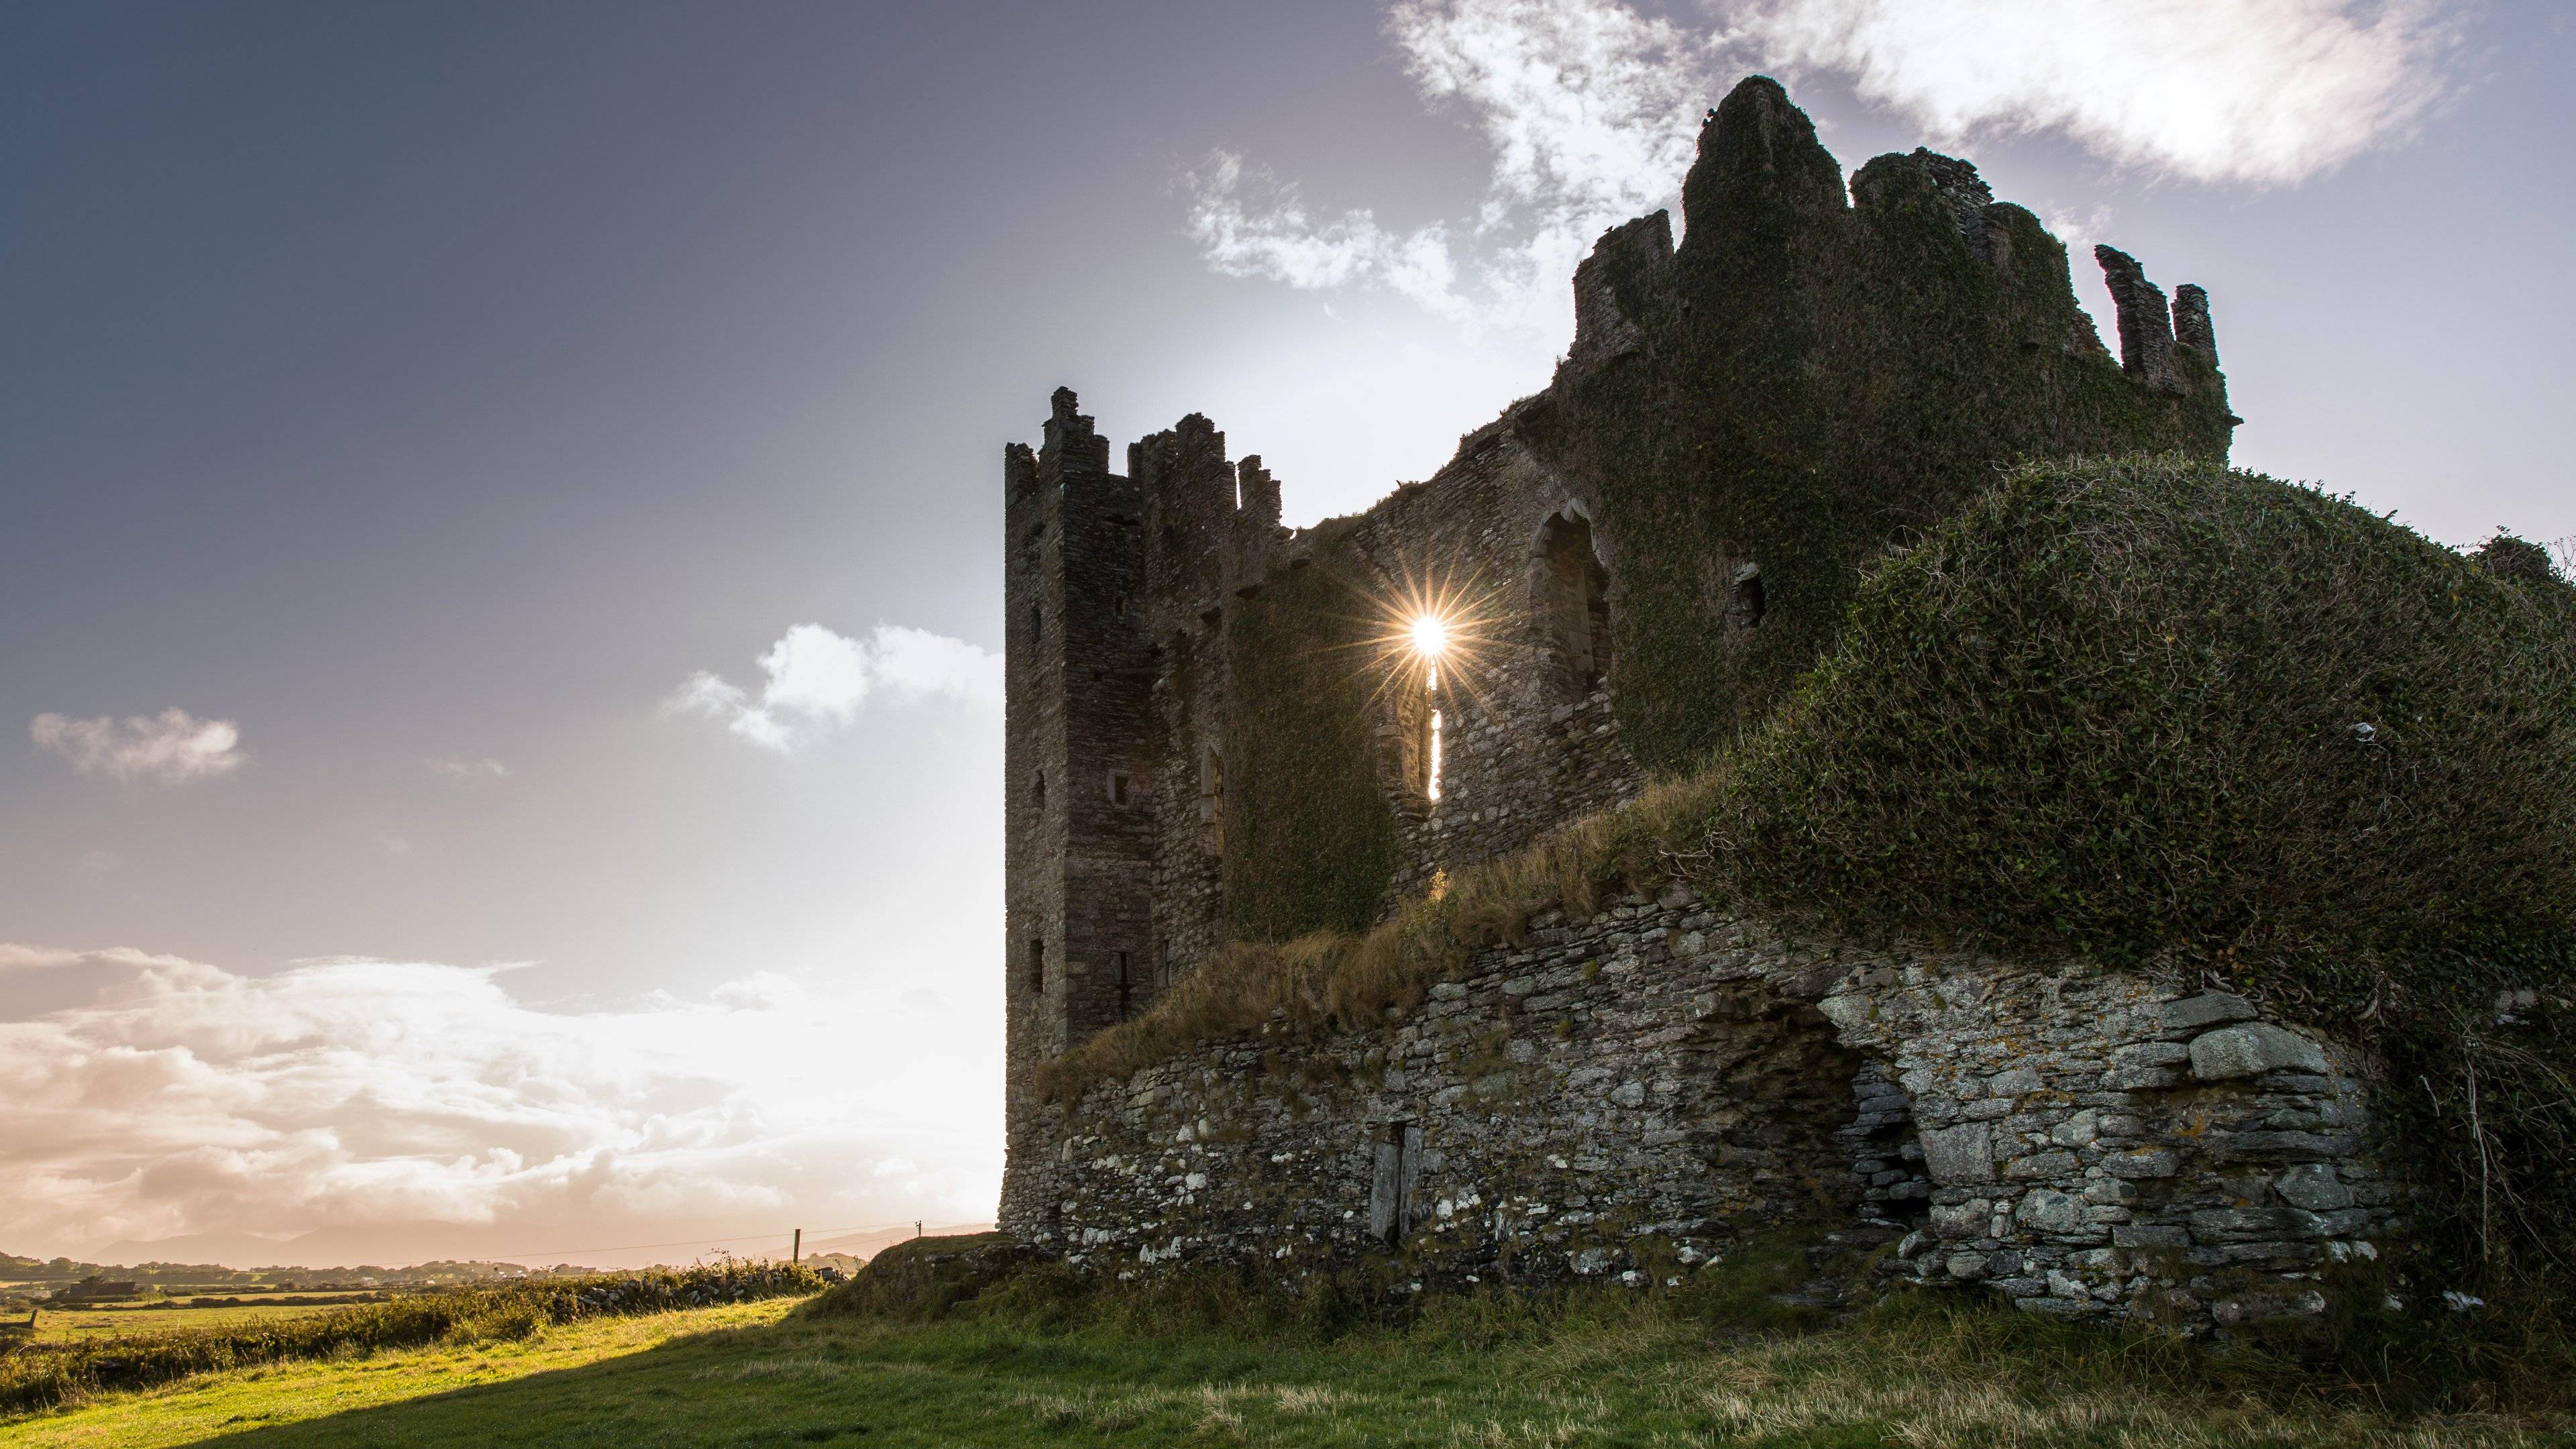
[{"left": 1002, "top": 891, "right": 2394, "bottom": 1331}]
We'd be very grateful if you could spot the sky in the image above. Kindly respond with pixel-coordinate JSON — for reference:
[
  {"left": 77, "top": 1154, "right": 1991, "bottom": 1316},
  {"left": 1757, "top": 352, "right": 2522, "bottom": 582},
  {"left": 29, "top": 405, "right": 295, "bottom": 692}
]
[{"left": 3, "top": 0, "right": 2569, "bottom": 1268}]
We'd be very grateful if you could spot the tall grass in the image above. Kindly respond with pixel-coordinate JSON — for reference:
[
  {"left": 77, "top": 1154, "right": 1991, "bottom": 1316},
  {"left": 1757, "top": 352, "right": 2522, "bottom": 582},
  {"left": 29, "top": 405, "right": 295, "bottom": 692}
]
[{"left": 0, "top": 1261, "right": 830, "bottom": 1415}]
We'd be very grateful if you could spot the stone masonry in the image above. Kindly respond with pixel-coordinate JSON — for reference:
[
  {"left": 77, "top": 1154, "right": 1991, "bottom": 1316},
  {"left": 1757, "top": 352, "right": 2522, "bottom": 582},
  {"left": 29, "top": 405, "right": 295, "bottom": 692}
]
[
  {"left": 1006, "top": 893, "right": 2392, "bottom": 1328},
  {"left": 995, "top": 77, "right": 2336, "bottom": 1331}
]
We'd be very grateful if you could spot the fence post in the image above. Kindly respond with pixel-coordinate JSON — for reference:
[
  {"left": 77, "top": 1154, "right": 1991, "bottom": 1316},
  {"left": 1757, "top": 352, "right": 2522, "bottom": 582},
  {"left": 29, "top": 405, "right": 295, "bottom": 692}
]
[{"left": 792, "top": 1228, "right": 800, "bottom": 1265}]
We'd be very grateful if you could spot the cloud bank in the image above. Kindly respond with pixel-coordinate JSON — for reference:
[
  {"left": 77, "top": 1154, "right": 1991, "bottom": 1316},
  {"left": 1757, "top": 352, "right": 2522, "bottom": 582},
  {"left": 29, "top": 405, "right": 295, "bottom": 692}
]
[
  {"left": 667, "top": 623, "right": 1001, "bottom": 752},
  {"left": 1742, "top": 0, "right": 2459, "bottom": 186},
  {"left": 1190, "top": 0, "right": 2459, "bottom": 329},
  {"left": 0, "top": 945, "right": 998, "bottom": 1263},
  {"left": 30, "top": 708, "right": 245, "bottom": 785},
  {"left": 1193, "top": 0, "right": 1713, "bottom": 334}
]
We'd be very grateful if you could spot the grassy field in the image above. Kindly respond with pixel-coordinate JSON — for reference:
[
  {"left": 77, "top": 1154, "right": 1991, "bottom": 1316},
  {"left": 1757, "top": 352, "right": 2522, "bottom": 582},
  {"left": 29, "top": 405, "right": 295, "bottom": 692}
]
[
  {"left": 23, "top": 1303, "right": 366, "bottom": 1346},
  {"left": 5, "top": 1285, "right": 2569, "bottom": 1448}
]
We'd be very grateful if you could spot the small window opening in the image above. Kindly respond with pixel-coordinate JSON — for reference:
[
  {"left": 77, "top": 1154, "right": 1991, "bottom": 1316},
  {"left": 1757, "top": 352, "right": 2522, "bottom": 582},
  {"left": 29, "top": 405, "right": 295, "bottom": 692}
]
[
  {"left": 1113, "top": 594, "right": 1129, "bottom": 617},
  {"left": 1731, "top": 562, "right": 1766, "bottom": 629},
  {"left": 1114, "top": 951, "right": 1132, "bottom": 1020},
  {"left": 1027, "top": 938, "right": 1046, "bottom": 995},
  {"left": 1540, "top": 513, "right": 1613, "bottom": 699},
  {"left": 1032, "top": 771, "right": 1046, "bottom": 808},
  {"left": 1199, "top": 746, "right": 1225, "bottom": 855},
  {"left": 1108, "top": 770, "right": 1132, "bottom": 806},
  {"left": 1428, "top": 704, "right": 1443, "bottom": 802}
]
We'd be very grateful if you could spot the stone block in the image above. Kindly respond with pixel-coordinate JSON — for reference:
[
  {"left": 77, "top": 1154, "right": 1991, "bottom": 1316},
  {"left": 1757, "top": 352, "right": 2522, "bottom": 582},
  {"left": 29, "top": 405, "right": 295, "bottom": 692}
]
[
  {"left": 2099, "top": 1147, "right": 2180, "bottom": 1179},
  {"left": 1929, "top": 1198, "right": 1990, "bottom": 1238},
  {"left": 1920, "top": 1123, "right": 1996, "bottom": 1185},
  {"left": 2159, "top": 993, "right": 2257, "bottom": 1033},
  {"left": 2003, "top": 1149, "right": 2078, "bottom": 1181},
  {"left": 2189, "top": 1207, "right": 2326, "bottom": 1243},
  {"left": 2273, "top": 1163, "right": 2354, "bottom": 1211},
  {"left": 2190, "top": 1024, "right": 2328, "bottom": 1081},
  {"left": 2014, "top": 1188, "right": 2083, "bottom": 1234}
]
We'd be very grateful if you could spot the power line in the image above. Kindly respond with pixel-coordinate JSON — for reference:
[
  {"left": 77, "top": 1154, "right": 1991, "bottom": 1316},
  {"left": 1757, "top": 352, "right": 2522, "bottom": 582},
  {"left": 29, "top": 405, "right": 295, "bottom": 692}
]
[{"left": 486, "top": 1221, "right": 918, "bottom": 1262}]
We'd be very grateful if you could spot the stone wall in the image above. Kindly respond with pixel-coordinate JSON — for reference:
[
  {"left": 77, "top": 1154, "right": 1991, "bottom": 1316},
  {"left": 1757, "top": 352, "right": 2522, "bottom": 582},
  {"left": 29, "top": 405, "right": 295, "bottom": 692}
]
[{"left": 1002, "top": 891, "right": 2394, "bottom": 1330}]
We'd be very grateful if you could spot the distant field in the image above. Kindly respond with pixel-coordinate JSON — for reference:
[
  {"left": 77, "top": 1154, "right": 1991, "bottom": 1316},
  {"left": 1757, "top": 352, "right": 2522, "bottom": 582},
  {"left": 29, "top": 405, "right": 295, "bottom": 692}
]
[
  {"left": 23, "top": 1302, "right": 362, "bottom": 1346},
  {"left": 3, "top": 1288, "right": 2565, "bottom": 1448}
]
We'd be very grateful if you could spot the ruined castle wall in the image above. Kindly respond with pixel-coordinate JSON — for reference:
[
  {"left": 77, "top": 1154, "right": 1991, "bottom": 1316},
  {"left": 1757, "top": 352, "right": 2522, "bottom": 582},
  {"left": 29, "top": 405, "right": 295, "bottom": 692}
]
[
  {"left": 1004, "top": 893, "right": 2394, "bottom": 1329},
  {"left": 1330, "top": 430, "right": 1648, "bottom": 902}
]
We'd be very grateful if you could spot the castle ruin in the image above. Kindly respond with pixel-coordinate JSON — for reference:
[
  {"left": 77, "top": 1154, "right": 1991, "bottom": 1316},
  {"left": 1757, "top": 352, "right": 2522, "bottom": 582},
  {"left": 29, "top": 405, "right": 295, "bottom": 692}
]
[{"left": 996, "top": 78, "right": 2400, "bottom": 1329}]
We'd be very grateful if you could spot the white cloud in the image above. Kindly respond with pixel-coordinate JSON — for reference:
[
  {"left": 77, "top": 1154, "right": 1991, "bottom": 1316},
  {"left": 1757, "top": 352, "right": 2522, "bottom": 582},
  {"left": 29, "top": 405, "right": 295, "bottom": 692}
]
[
  {"left": 668, "top": 623, "right": 1001, "bottom": 753},
  {"left": 429, "top": 757, "right": 509, "bottom": 780},
  {"left": 1, "top": 944, "right": 195, "bottom": 975},
  {"left": 1192, "top": 0, "right": 1715, "bottom": 336},
  {"left": 1189, "top": 0, "right": 2460, "bottom": 325},
  {"left": 31, "top": 709, "right": 245, "bottom": 786},
  {"left": 0, "top": 945, "right": 1000, "bottom": 1263},
  {"left": 1741, "top": 0, "right": 2459, "bottom": 185}
]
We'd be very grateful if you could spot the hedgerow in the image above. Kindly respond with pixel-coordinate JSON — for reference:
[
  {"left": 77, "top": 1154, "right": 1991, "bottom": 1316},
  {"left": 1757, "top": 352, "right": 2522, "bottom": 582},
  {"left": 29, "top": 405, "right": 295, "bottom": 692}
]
[{"left": 0, "top": 1261, "right": 831, "bottom": 1415}]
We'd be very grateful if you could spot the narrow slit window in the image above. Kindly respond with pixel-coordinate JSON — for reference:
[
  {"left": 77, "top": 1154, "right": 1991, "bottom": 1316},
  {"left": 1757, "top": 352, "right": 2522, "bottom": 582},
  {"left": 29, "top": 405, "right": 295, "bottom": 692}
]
[
  {"left": 1033, "top": 771, "right": 1046, "bottom": 808},
  {"left": 1028, "top": 938, "right": 1046, "bottom": 995},
  {"left": 1732, "top": 562, "right": 1765, "bottom": 629},
  {"left": 1114, "top": 951, "right": 1132, "bottom": 1020},
  {"left": 1199, "top": 747, "right": 1225, "bottom": 855},
  {"left": 1108, "top": 770, "right": 1132, "bottom": 806}
]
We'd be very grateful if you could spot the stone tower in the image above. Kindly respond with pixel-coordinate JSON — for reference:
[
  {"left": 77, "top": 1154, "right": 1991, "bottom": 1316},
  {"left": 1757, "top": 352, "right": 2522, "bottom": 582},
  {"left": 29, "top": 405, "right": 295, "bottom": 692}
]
[{"left": 1002, "top": 389, "right": 1155, "bottom": 1156}]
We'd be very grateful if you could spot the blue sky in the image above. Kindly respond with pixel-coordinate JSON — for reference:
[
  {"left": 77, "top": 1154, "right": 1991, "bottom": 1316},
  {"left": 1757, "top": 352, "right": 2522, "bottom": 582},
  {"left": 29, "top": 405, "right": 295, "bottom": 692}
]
[{"left": 2, "top": 0, "right": 2567, "bottom": 1265}]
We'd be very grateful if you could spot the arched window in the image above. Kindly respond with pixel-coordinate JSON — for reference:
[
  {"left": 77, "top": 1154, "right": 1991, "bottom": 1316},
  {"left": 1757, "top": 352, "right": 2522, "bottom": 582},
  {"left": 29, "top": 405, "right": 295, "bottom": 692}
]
[{"left": 1538, "top": 512, "right": 1613, "bottom": 700}]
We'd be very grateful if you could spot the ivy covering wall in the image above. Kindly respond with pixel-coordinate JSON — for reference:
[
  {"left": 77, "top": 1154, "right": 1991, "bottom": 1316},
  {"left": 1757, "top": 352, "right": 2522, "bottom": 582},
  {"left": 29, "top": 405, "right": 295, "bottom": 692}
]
[{"left": 1218, "top": 526, "right": 1401, "bottom": 942}]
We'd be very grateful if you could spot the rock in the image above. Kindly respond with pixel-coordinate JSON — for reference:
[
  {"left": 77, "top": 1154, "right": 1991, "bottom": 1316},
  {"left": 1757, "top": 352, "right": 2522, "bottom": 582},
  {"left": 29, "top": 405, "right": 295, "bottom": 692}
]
[
  {"left": 2190, "top": 1024, "right": 2328, "bottom": 1081},
  {"left": 2190, "top": 1207, "right": 2326, "bottom": 1243},
  {"left": 1984, "top": 1066, "right": 2044, "bottom": 1097},
  {"left": 2100, "top": 1147, "right": 2180, "bottom": 1179},
  {"left": 2004, "top": 1149, "right": 2079, "bottom": 1181},
  {"left": 1929, "top": 1198, "right": 1990, "bottom": 1239},
  {"left": 2273, "top": 1163, "right": 2354, "bottom": 1211},
  {"left": 2015, "top": 1189, "right": 2083, "bottom": 1234},
  {"left": 2050, "top": 1110, "right": 2100, "bottom": 1148},
  {"left": 1945, "top": 1252, "right": 1992, "bottom": 1281},
  {"left": 2159, "top": 993, "right": 2258, "bottom": 1033},
  {"left": 1920, "top": 1123, "right": 1996, "bottom": 1185}
]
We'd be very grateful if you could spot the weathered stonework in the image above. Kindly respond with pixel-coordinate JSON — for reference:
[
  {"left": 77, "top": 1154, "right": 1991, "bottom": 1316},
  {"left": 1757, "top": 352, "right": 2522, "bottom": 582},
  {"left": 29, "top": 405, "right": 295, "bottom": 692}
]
[
  {"left": 1004, "top": 894, "right": 2392, "bottom": 1329},
  {"left": 993, "top": 76, "right": 2365, "bottom": 1332}
]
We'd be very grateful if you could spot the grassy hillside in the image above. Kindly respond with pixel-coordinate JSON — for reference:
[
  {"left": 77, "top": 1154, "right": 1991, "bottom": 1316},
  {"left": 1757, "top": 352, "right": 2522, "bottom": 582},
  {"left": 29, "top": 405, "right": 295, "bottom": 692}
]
[
  {"left": 1, "top": 1291, "right": 2563, "bottom": 1447},
  {"left": 7, "top": 1238, "right": 2571, "bottom": 1446}
]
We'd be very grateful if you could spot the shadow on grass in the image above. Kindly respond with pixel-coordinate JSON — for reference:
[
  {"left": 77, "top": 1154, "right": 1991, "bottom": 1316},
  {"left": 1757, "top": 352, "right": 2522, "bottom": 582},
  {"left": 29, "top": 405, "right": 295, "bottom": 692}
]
[{"left": 182, "top": 1307, "right": 1388, "bottom": 1449}]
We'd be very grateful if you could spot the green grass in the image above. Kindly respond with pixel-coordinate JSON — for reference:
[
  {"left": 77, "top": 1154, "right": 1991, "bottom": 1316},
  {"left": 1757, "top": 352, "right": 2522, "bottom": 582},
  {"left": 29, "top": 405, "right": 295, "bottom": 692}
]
[
  {"left": 7, "top": 1281, "right": 2570, "bottom": 1448},
  {"left": 24, "top": 1303, "right": 360, "bottom": 1345}
]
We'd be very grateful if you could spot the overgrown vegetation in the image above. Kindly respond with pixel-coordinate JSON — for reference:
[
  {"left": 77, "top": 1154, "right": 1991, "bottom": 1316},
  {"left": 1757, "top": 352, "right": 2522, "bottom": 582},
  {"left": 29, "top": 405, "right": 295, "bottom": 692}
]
[
  {"left": 1047, "top": 455, "right": 2576, "bottom": 1300},
  {"left": 1526, "top": 78, "right": 2235, "bottom": 769},
  {"left": 1218, "top": 524, "right": 1402, "bottom": 942},
  {"left": 0, "top": 1260, "right": 828, "bottom": 1415}
]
